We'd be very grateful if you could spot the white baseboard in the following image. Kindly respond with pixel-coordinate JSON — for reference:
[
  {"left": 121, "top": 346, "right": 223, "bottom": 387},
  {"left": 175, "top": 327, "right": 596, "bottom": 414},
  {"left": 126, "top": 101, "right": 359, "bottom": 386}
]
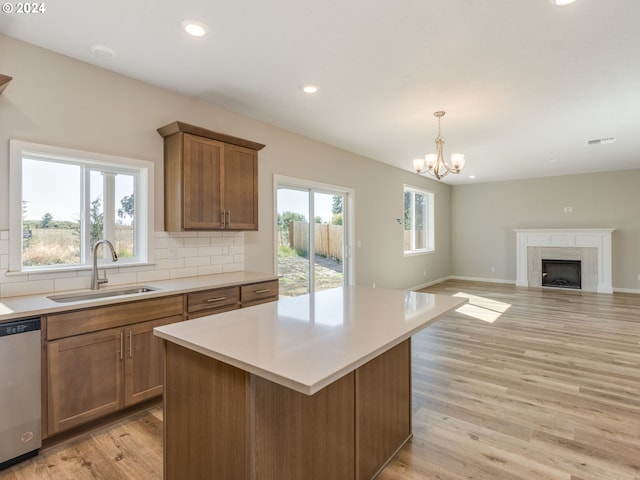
[
  {"left": 613, "top": 287, "right": 640, "bottom": 294},
  {"left": 412, "top": 276, "right": 640, "bottom": 296},
  {"left": 449, "top": 275, "right": 515, "bottom": 285},
  {"left": 410, "top": 275, "right": 515, "bottom": 292},
  {"left": 410, "top": 276, "right": 453, "bottom": 291}
]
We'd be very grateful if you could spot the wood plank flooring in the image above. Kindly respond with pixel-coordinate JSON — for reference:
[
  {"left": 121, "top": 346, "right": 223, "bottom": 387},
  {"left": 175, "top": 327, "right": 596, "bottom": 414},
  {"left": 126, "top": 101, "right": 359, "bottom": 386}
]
[{"left": 2, "top": 281, "right": 639, "bottom": 479}]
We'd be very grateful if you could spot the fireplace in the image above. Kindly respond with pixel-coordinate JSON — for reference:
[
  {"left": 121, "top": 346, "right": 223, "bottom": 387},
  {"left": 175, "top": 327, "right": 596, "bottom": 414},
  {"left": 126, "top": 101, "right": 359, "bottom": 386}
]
[
  {"left": 515, "top": 229, "right": 614, "bottom": 293},
  {"left": 542, "top": 259, "right": 581, "bottom": 289}
]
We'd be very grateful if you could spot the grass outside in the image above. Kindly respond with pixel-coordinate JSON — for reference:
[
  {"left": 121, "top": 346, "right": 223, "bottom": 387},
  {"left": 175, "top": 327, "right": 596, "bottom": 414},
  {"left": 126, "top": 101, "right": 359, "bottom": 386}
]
[
  {"left": 23, "top": 227, "right": 134, "bottom": 266},
  {"left": 278, "top": 245, "right": 343, "bottom": 297}
]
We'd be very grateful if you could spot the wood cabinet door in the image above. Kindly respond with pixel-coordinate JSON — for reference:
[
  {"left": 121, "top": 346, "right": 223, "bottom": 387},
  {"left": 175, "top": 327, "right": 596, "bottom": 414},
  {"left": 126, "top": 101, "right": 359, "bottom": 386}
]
[
  {"left": 183, "top": 134, "right": 224, "bottom": 229},
  {"left": 47, "top": 329, "right": 123, "bottom": 435},
  {"left": 124, "top": 315, "right": 182, "bottom": 406},
  {"left": 222, "top": 144, "right": 258, "bottom": 230}
]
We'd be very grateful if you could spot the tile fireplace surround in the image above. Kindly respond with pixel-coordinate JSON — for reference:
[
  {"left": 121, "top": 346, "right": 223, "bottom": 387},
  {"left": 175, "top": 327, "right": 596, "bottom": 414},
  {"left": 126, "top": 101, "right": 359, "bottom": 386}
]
[{"left": 515, "top": 228, "right": 615, "bottom": 294}]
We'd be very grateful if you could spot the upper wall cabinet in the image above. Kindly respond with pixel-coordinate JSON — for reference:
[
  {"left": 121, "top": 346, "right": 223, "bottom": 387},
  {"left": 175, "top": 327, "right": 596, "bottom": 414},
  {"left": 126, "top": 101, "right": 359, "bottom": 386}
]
[{"left": 158, "top": 121, "right": 265, "bottom": 231}]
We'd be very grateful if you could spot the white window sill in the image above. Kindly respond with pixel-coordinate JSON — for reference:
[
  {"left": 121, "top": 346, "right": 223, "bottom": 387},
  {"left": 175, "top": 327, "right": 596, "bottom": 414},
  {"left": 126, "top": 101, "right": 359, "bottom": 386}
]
[
  {"left": 403, "top": 249, "right": 435, "bottom": 257},
  {"left": 5, "top": 262, "right": 155, "bottom": 277}
]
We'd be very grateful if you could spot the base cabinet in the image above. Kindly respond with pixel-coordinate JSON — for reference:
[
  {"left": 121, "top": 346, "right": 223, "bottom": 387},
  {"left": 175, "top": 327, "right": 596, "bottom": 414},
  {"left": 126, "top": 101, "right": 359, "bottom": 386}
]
[
  {"left": 125, "top": 317, "right": 182, "bottom": 406},
  {"left": 46, "top": 303, "right": 183, "bottom": 436},
  {"left": 43, "top": 278, "right": 278, "bottom": 438},
  {"left": 47, "top": 315, "right": 181, "bottom": 435},
  {"left": 47, "top": 328, "right": 123, "bottom": 434}
]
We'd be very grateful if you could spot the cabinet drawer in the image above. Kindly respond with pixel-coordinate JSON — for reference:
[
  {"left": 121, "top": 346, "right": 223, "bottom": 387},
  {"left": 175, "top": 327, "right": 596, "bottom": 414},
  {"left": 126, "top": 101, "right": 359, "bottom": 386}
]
[
  {"left": 187, "top": 286, "right": 239, "bottom": 314},
  {"left": 240, "top": 280, "right": 279, "bottom": 306},
  {"left": 47, "top": 295, "right": 184, "bottom": 340}
]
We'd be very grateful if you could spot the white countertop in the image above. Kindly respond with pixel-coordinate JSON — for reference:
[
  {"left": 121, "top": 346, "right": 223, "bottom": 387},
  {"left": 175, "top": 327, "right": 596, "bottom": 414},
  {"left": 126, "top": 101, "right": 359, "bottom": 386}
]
[
  {"left": 0, "top": 271, "right": 278, "bottom": 323},
  {"left": 154, "top": 286, "right": 467, "bottom": 395}
]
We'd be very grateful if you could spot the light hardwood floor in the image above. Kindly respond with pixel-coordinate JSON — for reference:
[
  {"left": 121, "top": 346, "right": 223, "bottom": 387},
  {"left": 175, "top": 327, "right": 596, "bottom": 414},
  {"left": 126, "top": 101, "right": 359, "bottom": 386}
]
[{"left": 3, "top": 281, "right": 639, "bottom": 479}]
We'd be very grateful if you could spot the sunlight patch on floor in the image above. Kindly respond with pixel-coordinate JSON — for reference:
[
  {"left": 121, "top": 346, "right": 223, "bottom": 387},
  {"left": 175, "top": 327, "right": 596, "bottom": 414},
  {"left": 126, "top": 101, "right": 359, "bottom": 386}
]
[{"left": 452, "top": 292, "right": 511, "bottom": 323}]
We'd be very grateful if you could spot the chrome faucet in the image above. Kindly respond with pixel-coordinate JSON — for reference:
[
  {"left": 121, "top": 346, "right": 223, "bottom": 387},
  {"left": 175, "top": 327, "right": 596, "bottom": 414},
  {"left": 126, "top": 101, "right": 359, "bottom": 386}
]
[{"left": 91, "top": 239, "right": 118, "bottom": 290}]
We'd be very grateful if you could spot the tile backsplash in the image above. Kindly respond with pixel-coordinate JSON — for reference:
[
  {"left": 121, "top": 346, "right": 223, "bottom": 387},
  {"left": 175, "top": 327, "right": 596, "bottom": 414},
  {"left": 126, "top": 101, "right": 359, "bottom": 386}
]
[{"left": 0, "top": 230, "right": 244, "bottom": 298}]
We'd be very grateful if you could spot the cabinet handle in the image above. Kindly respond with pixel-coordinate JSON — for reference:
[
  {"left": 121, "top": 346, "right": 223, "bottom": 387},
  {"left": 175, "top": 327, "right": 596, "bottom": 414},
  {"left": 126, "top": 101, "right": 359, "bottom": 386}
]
[
  {"left": 220, "top": 211, "right": 226, "bottom": 228},
  {"left": 206, "top": 296, "right": 227, "bottom": 303},
  {"left": 254, "top": 289, "right": 271, "bottom": 294},
  {"left": 128, "top": 330, "right": 132, "bottom": 359},
  {"left": 226, "top": 210, "right": 231, "bottom": 228},
  {"left": 119, "top": 332, "right": 124, "bottom": 360}
]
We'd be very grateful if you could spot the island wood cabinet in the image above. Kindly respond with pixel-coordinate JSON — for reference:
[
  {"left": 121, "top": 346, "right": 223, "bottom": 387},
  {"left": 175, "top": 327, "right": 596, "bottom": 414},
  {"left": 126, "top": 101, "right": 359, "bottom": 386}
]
[
  {"left": 45, "top": 296, "right": 183, "bottom": 436},
  {"left": 157, "top": 121, "right": 265, "bottom": 231}
]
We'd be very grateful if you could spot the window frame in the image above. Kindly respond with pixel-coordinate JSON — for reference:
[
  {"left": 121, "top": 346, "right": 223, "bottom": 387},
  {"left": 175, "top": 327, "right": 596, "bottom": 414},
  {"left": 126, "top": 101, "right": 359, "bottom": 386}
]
[
  {"left": 403, "top": 184, "right": 435, "bottom": 256},
  {"left": 9, "top": 139, "right": 154, "bottom": 273}
]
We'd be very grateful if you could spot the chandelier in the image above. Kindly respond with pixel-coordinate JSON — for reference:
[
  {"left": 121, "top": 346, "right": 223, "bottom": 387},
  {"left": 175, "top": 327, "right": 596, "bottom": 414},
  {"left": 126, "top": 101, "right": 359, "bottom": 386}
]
[{"left": 413, "top": 111, "right": 465, "bottom": 180}]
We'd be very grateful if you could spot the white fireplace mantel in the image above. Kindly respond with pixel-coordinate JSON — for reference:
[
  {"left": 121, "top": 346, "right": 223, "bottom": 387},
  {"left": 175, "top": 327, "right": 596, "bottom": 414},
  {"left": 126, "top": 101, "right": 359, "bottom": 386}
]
[{"left": 514, "top": 228, "right": 615, "bottom": 294}]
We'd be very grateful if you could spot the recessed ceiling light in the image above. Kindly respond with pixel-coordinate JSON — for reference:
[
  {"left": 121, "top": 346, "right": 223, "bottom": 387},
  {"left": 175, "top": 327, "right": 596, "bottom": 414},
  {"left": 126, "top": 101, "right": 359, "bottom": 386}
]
[
  {"left": 303, "top": 84, "right": 319, "bottom": 94},
  {"left": 550, "top": 0, "right": 577, "bottom": 6},
  {"left": 468, "top": 175, "right": 476, "bottom": 179},
  {"left": 89, "top": 45, "right": 117, "bottom": 60},
  {"left": 182, "top": 19, "right": 209, "bottom": 37}
]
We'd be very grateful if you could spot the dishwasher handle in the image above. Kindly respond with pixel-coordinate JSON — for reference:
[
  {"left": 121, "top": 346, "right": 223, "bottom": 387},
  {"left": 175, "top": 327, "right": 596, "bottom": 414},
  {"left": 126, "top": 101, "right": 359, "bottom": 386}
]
[{"left": 0, "top": 317, "right": 41, "bottom": 337}]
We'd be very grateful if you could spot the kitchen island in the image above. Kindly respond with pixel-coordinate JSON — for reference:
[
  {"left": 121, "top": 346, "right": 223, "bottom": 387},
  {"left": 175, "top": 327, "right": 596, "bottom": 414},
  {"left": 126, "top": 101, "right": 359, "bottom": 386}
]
[{"left": 154, "top": 286, "right": 466, "bottom": 480}]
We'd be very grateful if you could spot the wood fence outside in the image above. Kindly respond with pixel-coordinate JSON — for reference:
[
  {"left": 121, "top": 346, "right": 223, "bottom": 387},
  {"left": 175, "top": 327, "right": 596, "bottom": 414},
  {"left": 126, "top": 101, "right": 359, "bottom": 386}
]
[{"left": 289, "top": 221, "right": 343, "bottom": 261}]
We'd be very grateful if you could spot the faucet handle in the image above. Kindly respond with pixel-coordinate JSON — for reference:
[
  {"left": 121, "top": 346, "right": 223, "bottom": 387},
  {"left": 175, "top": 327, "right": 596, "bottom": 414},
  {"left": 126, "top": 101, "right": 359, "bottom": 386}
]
[{"left": 98, "top": 269, "right": 109, "bottom": 285}]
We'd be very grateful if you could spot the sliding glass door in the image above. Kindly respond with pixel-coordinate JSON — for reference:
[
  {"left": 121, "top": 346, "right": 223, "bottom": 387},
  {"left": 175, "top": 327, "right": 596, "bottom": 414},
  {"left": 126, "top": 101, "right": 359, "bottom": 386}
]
[{"left": 276, "top": 177, "right": 352, "bottom": 297}]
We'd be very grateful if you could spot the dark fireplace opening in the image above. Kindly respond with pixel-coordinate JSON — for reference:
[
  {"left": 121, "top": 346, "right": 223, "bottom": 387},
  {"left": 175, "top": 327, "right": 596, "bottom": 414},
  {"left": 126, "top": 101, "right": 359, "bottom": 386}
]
[{"left": 542, "top": 259, "right": 581, "bottom": 290}]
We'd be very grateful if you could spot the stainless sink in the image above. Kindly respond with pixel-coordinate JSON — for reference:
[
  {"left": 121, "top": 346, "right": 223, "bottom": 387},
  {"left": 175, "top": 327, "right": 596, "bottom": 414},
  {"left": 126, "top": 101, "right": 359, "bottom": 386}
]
[{"left": 47, "top": 286, "right": 160, "bottom": 303}]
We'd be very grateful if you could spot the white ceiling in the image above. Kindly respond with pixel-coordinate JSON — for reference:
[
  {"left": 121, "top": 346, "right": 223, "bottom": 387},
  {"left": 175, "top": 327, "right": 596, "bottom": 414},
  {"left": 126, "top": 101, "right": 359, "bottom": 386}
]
[{"left": 2, "top": 0, "right": 640, "bottom": 184}]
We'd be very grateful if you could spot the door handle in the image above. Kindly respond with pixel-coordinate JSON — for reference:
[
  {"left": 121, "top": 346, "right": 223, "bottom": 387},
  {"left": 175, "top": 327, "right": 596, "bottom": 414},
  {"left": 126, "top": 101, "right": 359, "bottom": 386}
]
[
  {"left": 119, "top": 332, "right": 124, "bottom": 360},
  {"left": 128, "top": 330, "right": 132, "bottom": 359}
]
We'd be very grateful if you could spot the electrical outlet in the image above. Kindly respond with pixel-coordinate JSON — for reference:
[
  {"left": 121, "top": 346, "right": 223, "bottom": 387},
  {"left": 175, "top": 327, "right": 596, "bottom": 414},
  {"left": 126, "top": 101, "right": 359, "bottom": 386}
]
[
  {"left": 490, "top": 266, "right": 496, "bottom": 272},
  {"left": 637, "top": 274, "right": 640, "bottom": 281}
]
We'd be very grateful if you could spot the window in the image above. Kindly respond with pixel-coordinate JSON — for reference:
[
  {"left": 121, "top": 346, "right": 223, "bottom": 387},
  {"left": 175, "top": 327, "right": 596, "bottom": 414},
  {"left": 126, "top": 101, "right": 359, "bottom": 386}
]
[
  {"left": 9, "top": 140, "right": 153, "bottom": 272},
  {"left": 403, "top": 185, "right": 434, "bottom": 254}
]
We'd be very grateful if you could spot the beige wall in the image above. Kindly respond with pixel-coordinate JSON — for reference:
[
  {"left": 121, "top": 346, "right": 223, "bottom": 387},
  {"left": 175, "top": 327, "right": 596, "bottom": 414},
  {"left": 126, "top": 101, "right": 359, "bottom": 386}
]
[
  {"left": 451, "top": 170, "right": 640, "bottom": 291},
  {"left": 0, "top": 35, "right": 450, "bottom": 293}
]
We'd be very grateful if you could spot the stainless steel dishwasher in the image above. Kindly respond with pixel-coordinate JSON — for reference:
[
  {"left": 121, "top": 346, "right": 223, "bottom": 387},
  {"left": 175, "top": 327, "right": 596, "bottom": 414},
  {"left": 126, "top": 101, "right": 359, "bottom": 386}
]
[{"left": 0, "top": 317, "right": 41, "bottom": 470}]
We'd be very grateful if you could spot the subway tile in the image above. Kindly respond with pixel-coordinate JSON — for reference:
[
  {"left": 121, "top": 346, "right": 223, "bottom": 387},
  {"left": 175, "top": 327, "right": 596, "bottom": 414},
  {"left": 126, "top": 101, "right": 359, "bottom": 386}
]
[
  {"left": 53, "top": 276, "right": 89, "bottom": 292},
  {"left": 184, "top": 237, "right": 211, "bottom": 247},
  {"left": 197, "top": 246, "right": 223, "bottom": 256},
  {"left": 222, "top": 263, "right": 243, "bottom": 273},
  {"left": 184, "top": 256, "right": 211, "bottom": 267},
  {"left": 177, "top": 247, "right": 199, "bottom": 258},
  {"left": 197, "top": 265, "right": 223, "bottom": 276},
  {"left": 1, "top": 279, "right": 54, "bottom": 297},
  {"left": 136, "top": 269, "right": 172, "bottom": 283},
  {"left": 170, "top": 266, "right": 199, "bottom": 279}
]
